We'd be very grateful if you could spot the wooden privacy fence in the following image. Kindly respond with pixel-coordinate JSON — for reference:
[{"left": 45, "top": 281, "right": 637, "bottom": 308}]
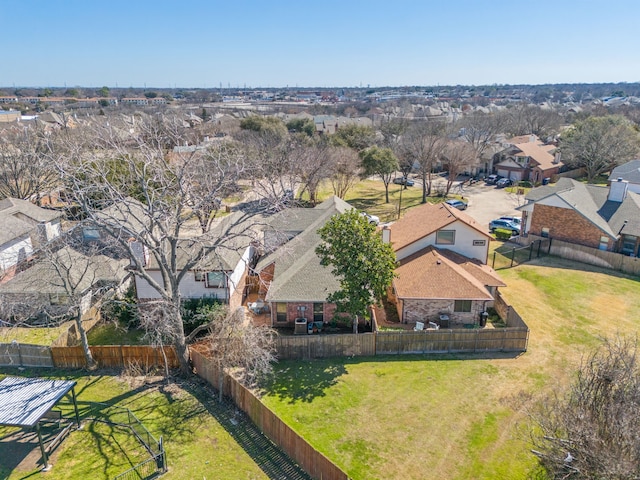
[
  {"left": 0, "top": 342, "right": 54, "bottom": 367},
  {"left": 276, "top": 332, "right": 376, "bottom": 360},
  {"left": 275, "top": 327, "right": 528, "bottom": 360},
  {"left": 191, "top": 349, "right": 348, "bottom": 480},
  {"left": 50, "top": 345, "right": 179, "bottom": 369}
]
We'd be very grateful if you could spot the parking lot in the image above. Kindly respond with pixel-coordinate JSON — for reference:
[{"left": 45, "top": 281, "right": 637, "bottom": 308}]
[{"left": 432, "top": 177, "right": 526, "bottom": 231}]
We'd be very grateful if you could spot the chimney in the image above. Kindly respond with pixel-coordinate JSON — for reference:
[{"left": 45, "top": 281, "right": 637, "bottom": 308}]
[
  {"left": 608, "top": 177, "right": 629, "bottom": 203},
  {"left": 382, "top": 225, "right": 391, "bottom": 244},
  {"left": 553, "top": 151, "right": 561, "bottom": 164},
  {"left": 129, "top": 239, "right": 148, "bottom": 267},
  {"left": 529, "top": 135, "right": 536, "bottom": 143}
]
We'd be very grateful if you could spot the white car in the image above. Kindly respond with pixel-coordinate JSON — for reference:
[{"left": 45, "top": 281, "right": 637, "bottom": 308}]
[
  {"left": 499, "top": 216, "right": 521, "bottom": 226},
  {"left": 361, "top": 212, "right": 380, "bottom": 225}
]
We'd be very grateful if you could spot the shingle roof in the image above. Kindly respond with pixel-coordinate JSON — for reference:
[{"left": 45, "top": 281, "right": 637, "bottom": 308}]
[
  {"left": 0, "top": 198, "right": 61, "bottom": 246},
  {"left": 0, "top": 246, "right": 128, "bottom": 296},
  {"left": 609, "top": 159, "right": 640, "bottom": 184},
  {"left": 394, "top": 246, "right": 503, "bottom": 300},
  {"left": 522, "top": 178, "right": 640, "bottom": 238},
  {"left": 258, "top": 196, "right": 352, "bottom": 302},
  {"left": 388, "top": 202, "right": 489, "bottom": 252}
]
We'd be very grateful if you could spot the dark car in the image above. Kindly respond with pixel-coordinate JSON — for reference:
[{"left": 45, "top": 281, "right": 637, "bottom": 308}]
[
  {"left": 496, "top": 178, "right": 513, "bottom": 188},
  {"left": 393, "top": 177, "right": 415, "bottom": 186},
  {"left": 489, "top": 219, "right": 520, "bottom": 235},
  {"left": 445, "top": 199, "right": 468, "bottom": 210}
]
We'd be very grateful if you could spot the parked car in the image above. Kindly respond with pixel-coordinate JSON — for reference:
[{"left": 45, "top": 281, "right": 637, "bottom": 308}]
[
  {"left": 444, "top": 199, "right": 468, "bottom": 210},
  {"left": 485, "top": 174, "right": 500, "bottom": 185},
  {"left": 489, "top": 219, "right": 520, "bottom": 235},
  {"left": 499, "top": 216, "right": 521, "bottom": 226},
  {"left": 496, "top": 178, "right": 513, "bottom": 188},
  {"left": 393, "top": 177, "right": 415, "bottom": 186},
  {"left": 361, "top": 212, "right": 380, "bottom": 225}
]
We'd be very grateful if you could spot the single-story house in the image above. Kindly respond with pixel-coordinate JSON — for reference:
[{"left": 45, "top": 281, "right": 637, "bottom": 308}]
[
  {"left": 518, "top": 177, "right": 640, "bottom": 257},
  {"left": 0, "top": 246, "right": 129, "bottom": 323},
  {"left": 255, "top": 196, "right": 352, "bottom": 328}
]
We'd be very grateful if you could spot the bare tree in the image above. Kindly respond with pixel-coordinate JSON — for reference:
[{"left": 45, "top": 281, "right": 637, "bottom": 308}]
[
  {"left": 294, "top": 138, "right": 333, "bottom": 206},
  {"left": 458, "top": 111, "right": 505, "bottom": 160},
  {"left": 504, "top": 103, "right": 563, "bottom": 139},
  {"left": 560, "top": 115, "right": 640, "bottom": 183},
  {"left": 0, "top": 233, "right": 129, "bottom": 369},
  {"left": 400, "top": 122, "right": 447, "bottom": 203},
  {"left": 528, "top": 336, "right": 640, "bottom": 479},
  {"left": 0, "top": 126, "right": 60, "bottom": 204},
  {"left": 328, "top": 146, "right": 361, "bottom": 199},
  {"left": 204, "top": 306, "right": 276, "bottom": 402},
  {"left": 440, "top": 140, "right": 476, "bottom": 195},
  {"left": 58, "top": 114, "right": 261, "bottom": 374}
]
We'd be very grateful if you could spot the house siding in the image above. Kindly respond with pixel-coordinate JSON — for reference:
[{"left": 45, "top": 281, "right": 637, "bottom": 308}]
[
  {"left": 0, "top": 236, "right": 33, "bottom": 273},
  {"left": 529, "top": 204, "right": 614, "bottom": 250},
  {"left": 269, "top": 301, "right": 337, "bottom": 327},
  {"left": 135, "top": 270, "right": 228, "bottom": 301},
  {"left": 395, "top": 220, "right": 489, "bottom": 263}
]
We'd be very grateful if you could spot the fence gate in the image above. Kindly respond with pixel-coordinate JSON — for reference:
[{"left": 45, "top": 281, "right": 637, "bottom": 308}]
[{"left": 492, "top": 239, "right": 549, "bottom": 269}]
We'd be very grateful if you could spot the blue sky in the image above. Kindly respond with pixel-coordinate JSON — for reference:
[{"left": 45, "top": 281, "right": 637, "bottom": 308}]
[{"left": 2, "top": 0, "right": 640, "bottom": 88}]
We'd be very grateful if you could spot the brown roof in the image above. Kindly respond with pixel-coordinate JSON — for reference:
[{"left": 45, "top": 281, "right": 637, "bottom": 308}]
[
  {"left": 393, "top": 247, "right": 504, "bottom": 300},
  {"left": 512, "top": 141, "right": 559, "bottom": 171},
  {"left": 388, "top": 202, "right": 489, "bottom": 252}
]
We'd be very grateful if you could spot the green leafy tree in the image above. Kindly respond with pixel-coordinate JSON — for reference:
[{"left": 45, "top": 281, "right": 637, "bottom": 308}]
[
  {"left": 98, "top": 86, "right": 110, "bottom": 98},
  {"left": 360, "top": 146, "right": 399, "bottom": 203},
  {"left": 330, "top": 124, "right": 376, "bottom": 151},
  {"left": 286, "top": 118, "right": 315, "bottom": 137},
  {"left": 144, "top": 91, "right": 158, "bottom": 99},
  {"left": 239, "top": 115, "right": 287, "bottom": 137},
  {"left": 560, "top": 115, "right": 640, "bottom": 182},
  {"left": 316, "top": 210, "right": 396, "bottom": 333}
]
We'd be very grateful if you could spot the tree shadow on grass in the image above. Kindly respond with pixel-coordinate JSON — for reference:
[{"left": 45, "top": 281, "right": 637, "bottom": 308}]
[
  {"left": 181, "top": 378, "right": 312, "bottom": 480},
  {"left": 264, "top": 360, "right": 347, "bottom": 404}
]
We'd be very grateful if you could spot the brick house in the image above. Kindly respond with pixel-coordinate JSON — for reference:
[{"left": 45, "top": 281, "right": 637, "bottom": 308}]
[
  {"left": 518, "top": 178, "right": 640, "bottom": 256},
  {"left": 493, "top": 135, "right": 562, "bottom": 183},
  {"left": 255, "top": 196, "right": 352, "bottom": 328},
  {"left": 385, "top": 202, "right": 505, "bottom": 326}
]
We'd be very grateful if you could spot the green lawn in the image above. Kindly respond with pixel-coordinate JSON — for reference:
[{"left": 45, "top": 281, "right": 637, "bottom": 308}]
[
  {"left": 0, "top": 371, "right": 270, "bottom": 480},
  {"left": 87, "top": 323, "right": 147, "bottom": 345},
  {"left": 261, "top": 256, "right": 640, "bottom": 479},
  {"left": 313, "top": 179, "right": 465, "bottom": 224},
  {"left": 0, "top": 323, "right": 70, "bottom": 346}
]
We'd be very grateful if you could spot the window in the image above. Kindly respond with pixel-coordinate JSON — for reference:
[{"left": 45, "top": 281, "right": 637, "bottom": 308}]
[
  {"left": 194, "top": 271, "right": 205, "bottom": 282},
  {"left": 313, "top": 303, "right": 324, "bottom": 322},
  {"left": 599, "top": 236, "right": 609, "bottom": 251},
  {"left": 621, "top": 235, "right": 637, "bottom": 255},
  {"left": 276, "top": 303, "right": 287, "bottom": 323},
  {"left": 436, "top": 230, "right": 455, "bottom": 245},
  {"left": 205, "top": 272, "right": 225, "bottom": 288},
  {"left": 454, "top": 300, "right": 472, "bottom": 312},
  {"left": 82, "top": 227, "right": 101, "bottom": 241}
]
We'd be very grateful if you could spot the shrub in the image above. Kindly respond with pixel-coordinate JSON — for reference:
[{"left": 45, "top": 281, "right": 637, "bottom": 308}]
[
  {"left": 517, "top": 180, "right": 532, "bottom": 188},
  {"left": 494, "top": 228, "right": 513, "bottom": 240}
]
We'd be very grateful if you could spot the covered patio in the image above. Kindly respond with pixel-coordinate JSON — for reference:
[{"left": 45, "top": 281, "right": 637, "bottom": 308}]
[{"left": 0, "top": 376, "right": 80, "bottom": 471}]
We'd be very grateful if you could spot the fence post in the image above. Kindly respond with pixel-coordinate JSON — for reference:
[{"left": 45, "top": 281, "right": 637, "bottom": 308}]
[
  {"left": 492, "top": 251, "right": 496, "bottom": 269},
  {"left": 537, "top": 239, "right": 542, "bottom": 258},
  {"left": 17, "top": 343, "right": 23, "bottom": 367},
  {"left": 548, "top": 238, "right": 552, "bottom": 253},
  {"left": 510, "top": 247, "right": 516, "bottom": 267},
  {"left": 529, "top": 242, "right": 534, "bottom": 261}
]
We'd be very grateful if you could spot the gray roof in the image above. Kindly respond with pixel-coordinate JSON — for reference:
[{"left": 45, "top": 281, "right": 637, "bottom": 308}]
[
  {"left": 522, "top": 178, "right": 640, "bottom": 238},
  {"left": 0, "top": 246, "right": 129, "bottom": 296},
  {"left": 0, "top": 198, "right": 61, "bottom": 246},
  {"left": 0, "top": 376, "right": 76, "bottom": 427},
  {"left": 258, "top": 196, "right": 353, "bottom": 302},
  {"left": 609, "top": 159, "right": 640, "bottom": 184}
]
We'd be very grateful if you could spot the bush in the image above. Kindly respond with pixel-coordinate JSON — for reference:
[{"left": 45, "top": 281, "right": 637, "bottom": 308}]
[
  {"left": 181, "top": 297, "right": 224, "bottom": 335},
  {"left": 494, "top": 228, "right": 513, "bottom": 240},
  {"left": 517, "top": 180, "right": 532, "bottom": 188}
]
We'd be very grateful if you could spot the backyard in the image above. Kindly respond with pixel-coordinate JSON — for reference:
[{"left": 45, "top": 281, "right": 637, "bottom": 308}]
[
  {"left": 260, "top": 256, "right": 640, "bottom": 479},
  {"left": 0, "top": 370, "right": 308, "bottom": 480}
]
